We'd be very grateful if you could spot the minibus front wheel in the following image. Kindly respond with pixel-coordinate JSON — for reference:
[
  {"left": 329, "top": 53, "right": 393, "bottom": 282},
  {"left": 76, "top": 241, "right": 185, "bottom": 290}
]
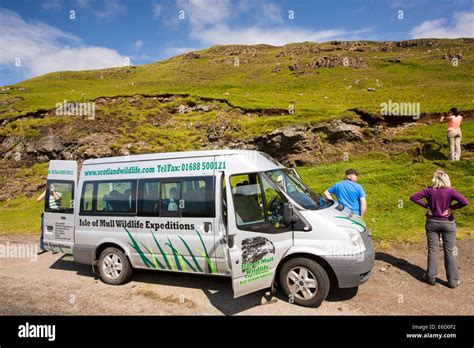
[
  {"left": 98, "top": 247, "right": 133, "bottom": 285},
  {"left": 279, "top": 258, "right": 330, "bottom": 307}
]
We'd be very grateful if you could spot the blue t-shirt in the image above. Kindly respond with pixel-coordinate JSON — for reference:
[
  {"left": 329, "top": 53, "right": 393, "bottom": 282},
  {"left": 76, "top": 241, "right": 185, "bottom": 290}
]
[{"left": 328, "top": 180, "right": 366, "bottom": 215}]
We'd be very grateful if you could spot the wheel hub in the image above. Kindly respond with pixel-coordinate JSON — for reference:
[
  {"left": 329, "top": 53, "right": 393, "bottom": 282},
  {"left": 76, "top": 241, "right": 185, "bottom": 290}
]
[{"left": 287, "top": 266, "right": 318, "bottom": 301}]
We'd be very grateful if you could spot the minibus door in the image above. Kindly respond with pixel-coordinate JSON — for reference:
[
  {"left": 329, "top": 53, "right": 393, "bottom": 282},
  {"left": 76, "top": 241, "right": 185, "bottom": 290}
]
[
  {"left": 222, "top": 172, "right": 294, "bottom": 298},
  {"left": 42, "top": 160, "right": 77, "bottom": 254}
]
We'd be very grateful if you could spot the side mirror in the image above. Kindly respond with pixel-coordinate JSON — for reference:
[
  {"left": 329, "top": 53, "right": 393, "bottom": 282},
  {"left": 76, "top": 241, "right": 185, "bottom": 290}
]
[{"left": 282, "top": 203, "right": 298, "bottom": 226}]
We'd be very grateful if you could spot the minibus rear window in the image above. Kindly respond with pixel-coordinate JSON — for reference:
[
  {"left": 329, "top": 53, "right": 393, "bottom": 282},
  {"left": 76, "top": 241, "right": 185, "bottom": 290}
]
[{"left": 45, "top": 180, "right": 74, "bottom": 214}]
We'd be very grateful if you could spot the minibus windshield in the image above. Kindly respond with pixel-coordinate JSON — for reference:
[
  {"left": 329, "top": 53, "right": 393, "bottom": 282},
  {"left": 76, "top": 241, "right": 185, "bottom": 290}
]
[{"left": 265, "top": 169, "right": 330, "bottom": 210}]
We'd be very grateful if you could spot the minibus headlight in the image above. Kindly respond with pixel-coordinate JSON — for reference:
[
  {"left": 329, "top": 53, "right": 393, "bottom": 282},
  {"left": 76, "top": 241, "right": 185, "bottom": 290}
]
[{"left": 346, "top": 228, "right": 365, "bottom": 249}]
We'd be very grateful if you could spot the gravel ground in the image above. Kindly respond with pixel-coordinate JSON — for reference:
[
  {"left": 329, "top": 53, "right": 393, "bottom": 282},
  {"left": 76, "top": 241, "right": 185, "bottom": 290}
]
[{"left": 0, "top": 234, "right": 472, "bottom": 315}]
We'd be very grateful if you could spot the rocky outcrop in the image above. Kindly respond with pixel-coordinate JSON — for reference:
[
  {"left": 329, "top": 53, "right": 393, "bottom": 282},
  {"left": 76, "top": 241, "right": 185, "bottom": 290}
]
[
  {"left": 181, "top": 52, "right": 201, "bottom": 64},
  {"left": 396, "top": 39, "right": 439, "bottom": 47},
  {"left": 288, "top": 55, "right": 366, "bottom": 71},
  {"left": 276, "top": 42, "right": 320, "bottom": 57},
  {"left": 250, "top": 119, "right": 368, "bottom": 165}
]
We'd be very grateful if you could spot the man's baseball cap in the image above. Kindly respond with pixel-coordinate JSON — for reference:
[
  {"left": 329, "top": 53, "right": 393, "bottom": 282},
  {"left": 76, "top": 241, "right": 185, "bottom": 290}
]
[{"left": 345, "top": 168, "right": 359, "bottom": 176}]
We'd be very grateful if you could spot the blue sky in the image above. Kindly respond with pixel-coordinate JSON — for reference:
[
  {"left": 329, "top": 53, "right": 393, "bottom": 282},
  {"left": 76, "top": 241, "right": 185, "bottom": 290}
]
[{"left": 0, "top": 0, "right": 473, "bottom": 85}]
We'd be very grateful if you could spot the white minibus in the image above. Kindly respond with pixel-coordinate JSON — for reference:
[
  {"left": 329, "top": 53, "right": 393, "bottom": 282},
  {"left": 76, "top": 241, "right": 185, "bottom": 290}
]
[{"left": 42, "top": 150, "right": 374, "bottom": 307}]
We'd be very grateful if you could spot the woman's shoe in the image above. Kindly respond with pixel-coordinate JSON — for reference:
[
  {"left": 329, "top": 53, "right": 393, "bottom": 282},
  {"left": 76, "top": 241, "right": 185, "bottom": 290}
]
[
  {"left": 423, "top": 273, "right": 436, "bottom": 285},
  {"left": 448, "top": 280, "right": 461, "bottom": 289}
]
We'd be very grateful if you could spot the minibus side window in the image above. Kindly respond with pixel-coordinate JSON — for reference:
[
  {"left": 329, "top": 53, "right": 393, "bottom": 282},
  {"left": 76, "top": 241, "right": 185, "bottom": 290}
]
[
  {"left": 182, "top": 177, "right": 215, "bottom": 218},
  {"left": 96, "top": 181, "right": 136, "bottom": 213},
  {"left": 81, "top": 183, "right": 94, "bottom": 213},
  {"left": 161, "top": 181, "right": 181, "bottom": 217},
  {"left": 45, "top": 180, "right": 74, "bottom": 214},
  {"left": 138, "top": 180, "right": 161, "bottom": 216},
  {"left": 261, "top": 174, "right": 287, "bottom": 229},
  {"left": 230, "top": 173, "right": 265, "bottom": 227}
]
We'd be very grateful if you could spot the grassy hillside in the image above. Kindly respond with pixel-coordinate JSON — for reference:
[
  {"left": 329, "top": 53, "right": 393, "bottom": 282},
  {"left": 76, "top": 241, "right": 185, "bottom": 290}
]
[
  {"left": 1, "top": 151, "right": 472, "bottom": 243},
  {"left": 0, "top": 39, "right": 473, "bottom": 241},
  {"left": 2, "top": 39, "right": 473, "bottom": 120}
]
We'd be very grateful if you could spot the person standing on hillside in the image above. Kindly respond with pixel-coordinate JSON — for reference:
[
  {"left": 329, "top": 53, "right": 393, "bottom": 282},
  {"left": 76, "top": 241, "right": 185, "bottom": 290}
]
[
  {"left": 323, "top": 168, "right": 367, "bottom": 217},
  {"left": 440, "top": 107, "right": 463, "bottom": 161},
  {"left": 410, "top": 170, "right": 468, "bottom": 289}
]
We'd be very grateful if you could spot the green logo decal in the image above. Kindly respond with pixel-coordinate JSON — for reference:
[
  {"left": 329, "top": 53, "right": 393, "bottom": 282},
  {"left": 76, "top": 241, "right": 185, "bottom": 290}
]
[
  {"left": 125, "top": 228, "right": 216, "bottom": 273},
  {"left": 335, "top": 215, "right": 366, "bottom": 232}
]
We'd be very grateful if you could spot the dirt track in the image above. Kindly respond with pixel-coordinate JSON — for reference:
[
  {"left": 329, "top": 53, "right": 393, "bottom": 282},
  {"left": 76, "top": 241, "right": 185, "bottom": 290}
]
[{"left": 0, "top": 234, "right": 472, "bottom": 315}]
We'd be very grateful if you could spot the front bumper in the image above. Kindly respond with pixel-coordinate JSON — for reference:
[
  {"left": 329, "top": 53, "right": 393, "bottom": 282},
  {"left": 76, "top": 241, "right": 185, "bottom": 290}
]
[{"left": 323, "top": 234, "right": 375, "bottom": 288}]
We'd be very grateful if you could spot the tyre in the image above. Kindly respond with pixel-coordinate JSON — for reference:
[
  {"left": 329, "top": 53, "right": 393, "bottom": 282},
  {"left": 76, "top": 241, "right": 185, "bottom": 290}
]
[
  {"left": 98, "top": 247, "right": 133, "bottom": 285},
  {"left": 279, "top": 257, "right": 330, "bottom": 307}
]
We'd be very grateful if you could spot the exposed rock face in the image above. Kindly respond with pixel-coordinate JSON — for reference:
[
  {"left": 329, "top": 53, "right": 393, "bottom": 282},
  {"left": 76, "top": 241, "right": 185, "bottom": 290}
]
[
  {"left": 220, "top": 46, "right": 259, "bottom": 57},
  {"left": 443, "top": 51, "right": 464, "bottom": 61},
  {"left": 251, "top": 119, "right": 366, "bottom": 166},
  {"left": 0, "top": 96, "right": 22, "bottom": 107},
  {"left": 310, "top": 56, "right": 366, "bottom": 69},
  {"left": 276, "top": 43, "right": 320, "bottom": 57},
  {"left": 183, "top": 52, "right": 200, "bottom": 59},
  {"left": 176, "top": 104, "right": 218, "bottom": 114},
  {"left": 396, "top": 39, "right": 439, "bottom": 47},
  {"left": 288, "top": 55, "right": 366, "bottom": 71},
  {"left": 1, "top": 89, "right": 472, "bottom": 201},
  {"left": 195, "top": 117, "right": 242, "bottom": 143}
]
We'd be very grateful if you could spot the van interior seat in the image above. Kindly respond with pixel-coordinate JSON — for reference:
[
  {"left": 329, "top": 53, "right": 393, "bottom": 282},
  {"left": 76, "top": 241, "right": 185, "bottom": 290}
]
[{"left": 232, "top": 187, "right": 264, "bottom": 224}]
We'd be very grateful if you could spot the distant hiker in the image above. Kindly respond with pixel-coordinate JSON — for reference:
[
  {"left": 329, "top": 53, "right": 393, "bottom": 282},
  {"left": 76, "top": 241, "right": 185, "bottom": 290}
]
[
  {"left": 440, "top": 107, "right": 463, "bottom": 161},
  {"left": 323, "top": 168, "right": 367, "bottom": 217},
  {"left": 410, "top": 170, "right": 469, "bottom": 288}
]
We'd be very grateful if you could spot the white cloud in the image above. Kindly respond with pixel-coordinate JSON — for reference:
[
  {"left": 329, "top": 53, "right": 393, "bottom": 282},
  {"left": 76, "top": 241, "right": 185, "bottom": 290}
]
[
  {"left": 41, "top": 0, "right": 63, "bottom": 11},
  {"left": 73, "top": 0, "right": 125, "bottom": 19},
  {"left": 388, "top": 0, "right": 419, "bottom": 9},
  {"left": 237, "top": 0, "right": 283, "bottom": 24},
  {"left": 176, "top": 0, "right": 232, "bottom": 28},
  {"left": 30, "top": 47, "right": 127, "bottom": 76},
  {"left": 174, "top": 0, "right": 372, "bottom": 47},
  {"left": 410, "top": 11, "right": 474, "bottom": 38},
  {"left": 197, "top": 25, "right": 352, "bottom": 46},
  {"left": 133, "top": 40, "right": 144, "bottom": 51},
  {"left": 260, "top": 1, "right": 283, "bottom": 24},
  {"left": 0, "top": 9, "right": 129, "bottom": 79},
  {"left": 164, "top": 47, "right": 202, "bottom": 56},
  {"left": 152, "top": 2, "right": 162, "bottom": 19}
]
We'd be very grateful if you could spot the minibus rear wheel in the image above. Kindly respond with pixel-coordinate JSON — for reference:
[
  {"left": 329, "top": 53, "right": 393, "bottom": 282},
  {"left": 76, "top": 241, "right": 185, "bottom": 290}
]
[
  {"left": 279, "top": 258, "right": 330, "bottom": 307},
  {"left": 98, "top": 247, "right": 133, "bottom": 285}
]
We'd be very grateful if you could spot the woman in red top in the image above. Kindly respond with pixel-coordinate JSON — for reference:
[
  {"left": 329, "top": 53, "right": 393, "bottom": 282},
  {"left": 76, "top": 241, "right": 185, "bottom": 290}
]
[
  {"left": 410, "top": 170, "right": 468, "bottom": 288},
  {"left": 440, "top": 107, "right": 463, "bottom": 161}
]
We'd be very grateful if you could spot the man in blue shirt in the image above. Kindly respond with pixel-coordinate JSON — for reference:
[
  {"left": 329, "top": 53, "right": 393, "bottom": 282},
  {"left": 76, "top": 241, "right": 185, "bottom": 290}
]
[{"left": 323, "top": 168, "right": 367, "bottom": 216}]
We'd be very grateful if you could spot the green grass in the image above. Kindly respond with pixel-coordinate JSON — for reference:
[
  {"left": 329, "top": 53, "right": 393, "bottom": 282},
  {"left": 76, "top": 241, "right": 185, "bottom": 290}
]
[
  {"left": 298, "top": 153, "right": 473, "bottom": 242},
  {"left": 0, "top": 193, "right": 44, "bottom": 234},
  {"left": 0, "top": 40, "right": 473, "bottom": 242},
  {"left": 2, "top": 39, "right": 473, "bottom": 122},
  {"left": 2, "top": 153, "right": 472, "bottom": 242}
]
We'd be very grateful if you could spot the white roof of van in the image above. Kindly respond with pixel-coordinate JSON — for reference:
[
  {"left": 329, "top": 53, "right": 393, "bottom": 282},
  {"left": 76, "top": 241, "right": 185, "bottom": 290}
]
[{"left": 83, "top": 149, "right": 264, "bottom": 165}]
